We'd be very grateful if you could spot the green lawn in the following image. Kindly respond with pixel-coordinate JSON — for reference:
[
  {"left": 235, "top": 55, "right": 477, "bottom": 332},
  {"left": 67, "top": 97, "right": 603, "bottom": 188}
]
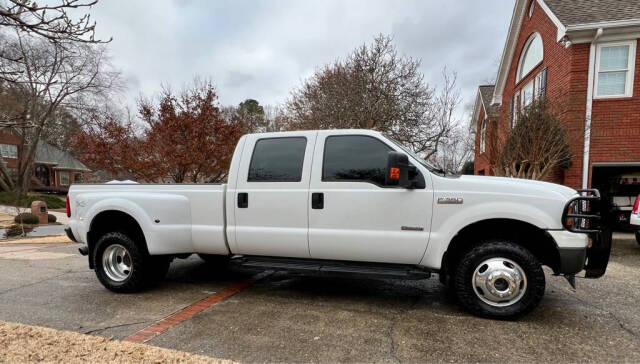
[{"left": 0, "top": 191, "right": 66, "bottom": 209}]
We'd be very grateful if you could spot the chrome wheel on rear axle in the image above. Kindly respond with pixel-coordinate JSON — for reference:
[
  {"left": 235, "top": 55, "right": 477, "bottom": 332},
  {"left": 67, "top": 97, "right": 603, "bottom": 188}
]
[
  {"left": 102, "top": 244, "right": 133, "bottom": 282},
  {"left": 472, "top": 257, "right": 527, "bottom": 307}
]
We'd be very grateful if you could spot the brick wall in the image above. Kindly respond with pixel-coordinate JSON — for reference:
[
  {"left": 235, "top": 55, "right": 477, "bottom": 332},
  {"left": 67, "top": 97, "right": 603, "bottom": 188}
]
[
  {"left": 480, "top": 0, "right": 640, "bottom": 188},
  {"left": 587, "top": 39, "right": 640, "bottom": 186},
  {"left": 0, "top": 131, "right": 21, "bottom": 169}
]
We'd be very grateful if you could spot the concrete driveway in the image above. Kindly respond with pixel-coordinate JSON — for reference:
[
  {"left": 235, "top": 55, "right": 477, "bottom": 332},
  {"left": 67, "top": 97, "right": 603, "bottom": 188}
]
[{"left": 0, "top": 235, "right": 639, "bottom": 362}]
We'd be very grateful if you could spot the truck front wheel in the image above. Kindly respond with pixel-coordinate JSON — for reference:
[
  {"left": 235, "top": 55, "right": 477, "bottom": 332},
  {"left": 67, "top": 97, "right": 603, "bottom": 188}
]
[
  {"left": 453, "top": 240, "right": 545, "bottom": 319},
  {"left": 93, "top": 232, "right": 168, "bottom": 293}
]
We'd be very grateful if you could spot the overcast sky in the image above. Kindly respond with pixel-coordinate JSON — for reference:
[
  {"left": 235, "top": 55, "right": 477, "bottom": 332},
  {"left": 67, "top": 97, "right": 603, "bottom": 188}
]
[{"left": 90, "top": 0, "right": 514, "bottom": 117}]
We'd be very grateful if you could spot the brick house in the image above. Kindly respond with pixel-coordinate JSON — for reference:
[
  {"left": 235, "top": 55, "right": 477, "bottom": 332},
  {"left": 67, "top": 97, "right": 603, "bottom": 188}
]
[
  {"left": 473, "top": 0, "right": 640, "bottom": 225},
  {"left": 0, "top": 130, "right": 90, "bottom": 193}
]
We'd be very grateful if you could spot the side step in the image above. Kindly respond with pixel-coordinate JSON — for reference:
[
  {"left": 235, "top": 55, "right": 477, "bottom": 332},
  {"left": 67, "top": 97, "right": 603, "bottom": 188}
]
[{"left": 230, "top": 256, "right": 431, "bottom": 280}]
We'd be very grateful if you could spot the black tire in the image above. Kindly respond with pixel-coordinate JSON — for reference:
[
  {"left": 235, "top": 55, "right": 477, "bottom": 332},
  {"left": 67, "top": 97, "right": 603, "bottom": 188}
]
[
  {"left": 453, "top": 240, "right": 545, "bottom": 320},
  {"left": 93, "top": 232, "right": 160, "bottom": 293},
  {"left": 635, "top": 231, "right": 640, "bottom": 246},
  {"left": 198, "top": 253, "right": 230, "bottom": 269}
]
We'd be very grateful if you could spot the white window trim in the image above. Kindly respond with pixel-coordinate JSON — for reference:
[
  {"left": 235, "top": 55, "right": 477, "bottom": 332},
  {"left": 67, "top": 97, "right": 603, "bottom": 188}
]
[
  {"left": 516, "top": 32, "right": 544, "bottom": 83},
  {"left": 479, "top": 118, "right": 487, "bottom": 154},
  {"left": 59, "top": 171, "right": 70, "bottom": 186},
  {"left": 521, "top": 79, "right": 535, "bottom": 108},
  {"left": 528, "top": 0, "right": 535, "bottom": 18},
  {"left": 0, "top": 143, "right": 18, "bottom": 159},
  {"left": 594, "top": 40, "right": 636, "bottom": 99}
]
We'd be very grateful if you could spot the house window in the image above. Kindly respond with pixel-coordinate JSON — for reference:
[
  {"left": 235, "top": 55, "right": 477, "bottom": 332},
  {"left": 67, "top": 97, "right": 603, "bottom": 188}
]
[
  {"left": 74, "top": 172, "right": 82, "bottom": 183},
  {"left": 528, "top": 0, "right": 535, "bottom": 18},
  {"left": 517, "top": 33, "right": 543, "bottom": 81},
  {"left": 0, "top": 144, "right": 18, "bottom": 158},
  {"left": 595, "top": 41, "right": 636, "bottom": 98},
  {"left": 479, "top": 119, "right": 487, "bottom": 154},
  {"left": 522, "top": 80, "right": 534, "bottom": 108},
  {"left": 59, "top": 172, "right": 70, "bottom": 186},
  {"left": 511, "top": 68, "right": 547, "bottom": 128}
]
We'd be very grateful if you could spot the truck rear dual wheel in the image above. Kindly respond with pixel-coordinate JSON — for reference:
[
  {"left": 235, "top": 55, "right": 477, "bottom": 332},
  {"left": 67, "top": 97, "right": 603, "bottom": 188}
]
[
  {"left": 453, "top": 240, "right": 546, "bottom": 319},
  {"left": 93, "top": 232, "right": 170, "bottom": 293},
  {"left": 635, "top": 231, "right": 640, "bottom": 246}
]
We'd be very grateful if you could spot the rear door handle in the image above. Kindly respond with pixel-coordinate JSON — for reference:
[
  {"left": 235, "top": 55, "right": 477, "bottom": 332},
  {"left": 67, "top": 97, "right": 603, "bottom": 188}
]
[
  {"left": 312, "top": 192, "right": 324, "bottom": 209},
  {"left": 237, "top": 192, "right": 248, "bottom": 208}
]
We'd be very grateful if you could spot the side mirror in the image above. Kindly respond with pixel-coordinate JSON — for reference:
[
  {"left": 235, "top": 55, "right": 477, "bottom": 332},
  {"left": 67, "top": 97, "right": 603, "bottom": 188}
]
[
  {"left": 385, "top": 151, "right": 409, "bottom": 187},
  {"left": 385, "top": 151, "right": 426, "bottom": 189}
]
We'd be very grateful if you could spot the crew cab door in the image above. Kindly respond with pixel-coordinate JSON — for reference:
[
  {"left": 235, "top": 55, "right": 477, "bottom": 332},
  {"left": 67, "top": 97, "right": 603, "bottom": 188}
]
[
  {"left": 232, "top": 132, "right": 316, "bottom": 258},
  {"left": 308, "top": 131, "right": 433, "bottom": 264}
]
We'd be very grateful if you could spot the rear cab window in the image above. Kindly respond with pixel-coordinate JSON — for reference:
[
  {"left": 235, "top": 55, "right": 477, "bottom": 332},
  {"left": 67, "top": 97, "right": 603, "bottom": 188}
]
[{"left": 248, "top": 137, "right": 307, "bottom": 182}]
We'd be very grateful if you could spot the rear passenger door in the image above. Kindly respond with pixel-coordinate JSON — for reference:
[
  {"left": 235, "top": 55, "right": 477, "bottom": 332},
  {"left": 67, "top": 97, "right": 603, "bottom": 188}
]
[{"left": 232, "top": 132, "right": 316, "bottom": 258}]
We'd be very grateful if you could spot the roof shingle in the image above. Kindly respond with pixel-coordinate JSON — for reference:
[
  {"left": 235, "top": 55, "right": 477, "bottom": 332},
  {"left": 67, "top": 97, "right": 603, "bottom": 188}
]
[
  {"left": 35, "top": 142, "right": 90, "bottom": 171},
  {"left": 479, "top": 85, "right": 500, "bottom": 118},
  {"left": 544, "top": 0, "right": 640, "bottom": 26}
]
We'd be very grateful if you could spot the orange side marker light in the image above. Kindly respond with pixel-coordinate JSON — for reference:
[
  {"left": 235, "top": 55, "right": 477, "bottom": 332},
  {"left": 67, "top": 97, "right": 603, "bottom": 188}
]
[{"left": 389, "top": 167, "right": 400, "bottom": 180}]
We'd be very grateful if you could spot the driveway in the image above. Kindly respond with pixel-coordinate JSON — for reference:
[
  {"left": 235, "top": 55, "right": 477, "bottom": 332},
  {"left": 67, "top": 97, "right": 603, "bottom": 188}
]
[{"left": 0, "top": 234, "right": 638, "bottom": 362}]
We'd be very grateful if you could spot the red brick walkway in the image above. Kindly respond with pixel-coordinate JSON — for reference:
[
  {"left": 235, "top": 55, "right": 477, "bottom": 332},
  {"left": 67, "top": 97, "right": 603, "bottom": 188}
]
[{"left": 124, "top": 273, "right": 267, "bottom": 344}]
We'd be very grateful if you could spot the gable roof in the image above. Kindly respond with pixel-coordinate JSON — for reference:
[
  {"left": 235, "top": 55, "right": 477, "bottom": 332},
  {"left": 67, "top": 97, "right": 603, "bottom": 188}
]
[
  {"left": 492, "top": 0, "right": 640, "bottom": 105},
  {"left": 544, "top": 0, "right": 640, "bottom": 26},
  {"left": 479, "top": 85, "right": 499, "bottom": 118},
  {"left": 35, "top": 142, "right": 90, "bottom": 171},
  {"left": 471, "top": 85, "right": 498, "bottom": 133}
]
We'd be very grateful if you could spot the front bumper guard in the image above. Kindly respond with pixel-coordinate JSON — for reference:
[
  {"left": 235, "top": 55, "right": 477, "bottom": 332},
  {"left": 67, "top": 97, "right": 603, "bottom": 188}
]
[{"left": 561, "top": 189, "right": 611, "bottom": 278}]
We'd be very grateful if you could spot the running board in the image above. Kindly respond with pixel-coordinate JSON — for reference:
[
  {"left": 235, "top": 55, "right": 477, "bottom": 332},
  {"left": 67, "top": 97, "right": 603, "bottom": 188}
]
[{"left": 230, "top": 256, "right": 431, "bottom": 280}]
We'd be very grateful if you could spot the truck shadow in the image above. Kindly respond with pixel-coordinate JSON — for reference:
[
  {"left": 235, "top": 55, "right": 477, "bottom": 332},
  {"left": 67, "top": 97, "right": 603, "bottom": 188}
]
[{"left": 158, "top": 256, "right": 601, "bottom": 325}]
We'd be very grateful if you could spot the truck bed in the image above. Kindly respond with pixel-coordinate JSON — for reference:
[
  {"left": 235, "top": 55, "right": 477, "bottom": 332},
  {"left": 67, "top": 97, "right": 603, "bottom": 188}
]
[{"left": 68, "top": 183, "right": 229, "bottom": 255}]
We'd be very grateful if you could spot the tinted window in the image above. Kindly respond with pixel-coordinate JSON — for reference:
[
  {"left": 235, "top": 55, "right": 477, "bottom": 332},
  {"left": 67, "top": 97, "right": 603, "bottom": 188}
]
[
  {"left": 323, "top": 135, "right": 391, "bottom": 185},
  {"left": 248, "top": 137, "right": 307, "bottom": 182}
]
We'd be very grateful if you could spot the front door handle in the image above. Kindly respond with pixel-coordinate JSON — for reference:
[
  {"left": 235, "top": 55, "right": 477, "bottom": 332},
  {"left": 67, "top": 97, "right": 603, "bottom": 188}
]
[
  {"left": 237, "top": 192, "right": 248, "bottom": 208},
  {"left": 312, "top": 192, "right": 324, "bottom": 209}
]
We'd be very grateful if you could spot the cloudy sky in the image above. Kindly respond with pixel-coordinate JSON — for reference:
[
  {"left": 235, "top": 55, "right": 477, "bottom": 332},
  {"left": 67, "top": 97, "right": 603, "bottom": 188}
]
[{"left": 90, "top": 0, "right": 514, "bottom": 116}]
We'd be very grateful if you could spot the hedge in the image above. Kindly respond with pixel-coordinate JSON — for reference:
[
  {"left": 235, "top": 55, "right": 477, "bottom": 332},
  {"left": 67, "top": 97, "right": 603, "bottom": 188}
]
[{"left": 0, "top": 192, "right": 66, "bottom": 209}]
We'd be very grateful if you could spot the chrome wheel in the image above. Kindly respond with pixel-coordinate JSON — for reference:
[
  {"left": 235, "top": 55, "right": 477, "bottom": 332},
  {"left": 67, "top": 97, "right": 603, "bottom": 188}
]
[
  {"left": 102, "top": 244, "right": 133, "bottom": 282},
  {"left": 472, "top": 257, "right": 527, "bottom": 307}
]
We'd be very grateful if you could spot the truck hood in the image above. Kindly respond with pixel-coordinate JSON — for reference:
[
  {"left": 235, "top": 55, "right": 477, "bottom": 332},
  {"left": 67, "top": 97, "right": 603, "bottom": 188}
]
[{"left": 455, "top": 175, "right": 577, "bottom": 200}]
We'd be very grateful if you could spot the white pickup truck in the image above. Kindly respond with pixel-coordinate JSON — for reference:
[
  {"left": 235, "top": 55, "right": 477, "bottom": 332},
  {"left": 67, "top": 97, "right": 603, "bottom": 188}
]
[{"left": 66, "top": 129, "right": 611, "bottom": 319}]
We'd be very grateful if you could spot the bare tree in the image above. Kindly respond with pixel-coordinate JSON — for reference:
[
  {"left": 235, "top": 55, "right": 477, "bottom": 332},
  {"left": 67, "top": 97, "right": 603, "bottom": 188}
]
[
  {"left": 262, "top": 105, "right": 287, "bottom": 132},
  {"left": 0, "top": 0, "right": 109, "bottom": 43},
  {"left": 0, "top": 31, "right": 121, "bottom": 193},
  {"left": 433, "top": 123, "right": 475, "bottom": 174},
  {"left": 494, "top": 99, "right": 572, "bottom": 180},
  {"left": 222, "top": 102, "right": 287, "bottom": 133},
  {"left": 284, "top": 34, "right": 456, "bottom": 157}
]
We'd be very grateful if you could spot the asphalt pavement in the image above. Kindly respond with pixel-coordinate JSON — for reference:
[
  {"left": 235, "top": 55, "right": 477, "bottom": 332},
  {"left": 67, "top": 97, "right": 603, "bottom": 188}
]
[{"left": 0, "top": 234, "right": 638, "bottom": 362}]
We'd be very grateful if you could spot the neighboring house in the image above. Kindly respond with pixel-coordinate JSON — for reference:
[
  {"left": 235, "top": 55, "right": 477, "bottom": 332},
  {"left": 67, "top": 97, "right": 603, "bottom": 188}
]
[
  {"left": 0, "top": 130, "right": 90, "bottom": 193},
  {"left": 33, "top": 142, "right": 90, "bottom": 192},
  {"left": 473, "top": 0, "right": 640, "bottom": 197}
]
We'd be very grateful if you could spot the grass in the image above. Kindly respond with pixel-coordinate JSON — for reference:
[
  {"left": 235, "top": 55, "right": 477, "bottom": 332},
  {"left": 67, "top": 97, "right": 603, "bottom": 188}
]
[{"left": 0, "top": 191, "right": 66, "bottom": 209}]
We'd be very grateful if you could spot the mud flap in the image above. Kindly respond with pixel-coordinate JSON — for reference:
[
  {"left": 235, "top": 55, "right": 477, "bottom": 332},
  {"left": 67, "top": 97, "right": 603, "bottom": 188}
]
[{"left": 584, "top": 226, "right": 612, "bottom": 278}]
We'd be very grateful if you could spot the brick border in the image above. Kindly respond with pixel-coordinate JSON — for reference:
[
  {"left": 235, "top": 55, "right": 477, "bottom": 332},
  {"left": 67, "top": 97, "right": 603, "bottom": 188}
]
[{"left": 123, "top": 272, "right": 267, "bottom": 344}]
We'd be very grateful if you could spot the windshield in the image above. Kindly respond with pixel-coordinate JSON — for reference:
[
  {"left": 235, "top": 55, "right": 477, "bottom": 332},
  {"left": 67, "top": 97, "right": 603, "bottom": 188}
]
[{"left": 383, "top": 134, "right": 444, "bottom": 175}]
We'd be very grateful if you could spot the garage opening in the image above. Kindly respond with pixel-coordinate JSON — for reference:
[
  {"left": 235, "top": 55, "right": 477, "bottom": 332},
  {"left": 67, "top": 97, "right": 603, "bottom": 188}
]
[{"left": 591, "top": 163, "right": 640, "bottom": 231}]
